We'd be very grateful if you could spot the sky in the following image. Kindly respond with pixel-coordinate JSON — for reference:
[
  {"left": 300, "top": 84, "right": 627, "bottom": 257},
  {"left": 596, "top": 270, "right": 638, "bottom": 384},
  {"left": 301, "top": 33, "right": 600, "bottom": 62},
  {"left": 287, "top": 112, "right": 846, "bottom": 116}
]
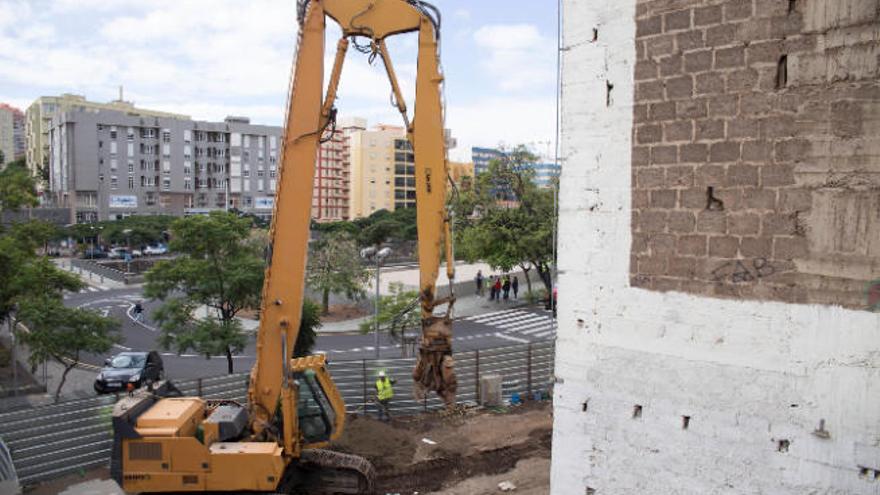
[{"left": 0, "top": 0, "right": 558, "bottom": 162}]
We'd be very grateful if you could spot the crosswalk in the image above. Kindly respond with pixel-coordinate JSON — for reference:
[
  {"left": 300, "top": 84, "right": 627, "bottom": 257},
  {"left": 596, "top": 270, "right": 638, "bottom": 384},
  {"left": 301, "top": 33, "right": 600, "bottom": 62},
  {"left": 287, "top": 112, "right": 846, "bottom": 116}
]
[{"left": 463, "top": 308, "right": 557, "bottom": 340}]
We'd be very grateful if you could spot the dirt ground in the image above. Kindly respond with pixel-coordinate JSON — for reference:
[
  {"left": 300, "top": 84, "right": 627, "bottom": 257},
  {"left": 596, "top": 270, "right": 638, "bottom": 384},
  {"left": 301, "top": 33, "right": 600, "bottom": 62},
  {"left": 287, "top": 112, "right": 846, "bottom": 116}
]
[{"left": 25, "top": 401, "right": 553, "bottom": 495}]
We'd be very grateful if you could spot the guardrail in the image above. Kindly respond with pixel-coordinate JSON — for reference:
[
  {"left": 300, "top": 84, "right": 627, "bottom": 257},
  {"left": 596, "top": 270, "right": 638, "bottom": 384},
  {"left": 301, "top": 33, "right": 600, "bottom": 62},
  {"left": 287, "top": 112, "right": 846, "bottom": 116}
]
[{"left": 0, "top": 340, "right": 554, "bottom": 487}]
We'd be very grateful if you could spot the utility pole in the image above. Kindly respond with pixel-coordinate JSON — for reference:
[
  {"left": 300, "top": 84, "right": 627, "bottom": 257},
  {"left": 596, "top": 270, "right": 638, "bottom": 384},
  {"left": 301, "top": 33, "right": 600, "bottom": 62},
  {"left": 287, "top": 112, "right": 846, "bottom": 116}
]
[{"left": 361, "top": 246, "right": 392, "bottom": 358}]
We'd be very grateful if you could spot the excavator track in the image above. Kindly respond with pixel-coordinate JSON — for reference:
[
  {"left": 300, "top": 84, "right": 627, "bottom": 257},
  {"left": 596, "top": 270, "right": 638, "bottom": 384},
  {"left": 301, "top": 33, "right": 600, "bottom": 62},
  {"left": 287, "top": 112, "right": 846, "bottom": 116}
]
[{"left": 279, "top": 449, "right": 376, "bottom": 495}]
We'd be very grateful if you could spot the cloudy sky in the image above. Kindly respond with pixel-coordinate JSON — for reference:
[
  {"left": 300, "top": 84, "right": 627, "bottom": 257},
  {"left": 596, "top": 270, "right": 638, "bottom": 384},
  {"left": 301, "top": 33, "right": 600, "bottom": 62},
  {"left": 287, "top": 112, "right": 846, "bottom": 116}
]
[{"left": 0, "top": 0, "right": 557, "bottom": 161}]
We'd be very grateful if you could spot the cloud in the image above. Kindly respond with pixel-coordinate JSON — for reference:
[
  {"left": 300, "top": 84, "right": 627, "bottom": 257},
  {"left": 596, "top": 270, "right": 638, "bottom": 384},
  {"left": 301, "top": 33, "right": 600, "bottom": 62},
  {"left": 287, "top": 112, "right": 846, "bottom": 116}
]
[{"left": 473, "top": 23, "right": 555, "bottom": 92}]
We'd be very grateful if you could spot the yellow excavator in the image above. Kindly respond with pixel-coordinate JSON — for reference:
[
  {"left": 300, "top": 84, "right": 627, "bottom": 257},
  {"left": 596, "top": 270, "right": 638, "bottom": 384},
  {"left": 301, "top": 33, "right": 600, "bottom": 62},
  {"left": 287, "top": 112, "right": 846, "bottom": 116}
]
[{"left": 110, "top": 0, "right": 456, "bottom": 492}]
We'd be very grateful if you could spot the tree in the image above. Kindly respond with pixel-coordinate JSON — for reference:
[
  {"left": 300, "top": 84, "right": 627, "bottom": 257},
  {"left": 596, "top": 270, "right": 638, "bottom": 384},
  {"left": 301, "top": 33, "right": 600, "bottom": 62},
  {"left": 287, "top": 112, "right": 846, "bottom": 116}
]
[
  {"left": 144, "top": 212, "right": 264, "bottom": 374},
  {"left": 307, "top": 231, "right": 370, "bottom": 314},
  {"left": 295, "top": 299, "right": 321, "bottom": 357},
  {"left": 17, "top": 296, "right": 120, "bottom": 400},
  {"left": 0, "top": 159, "right": 38, "bottom": 212},
  {"left": 456, "top": 146, "right": 556, "bottom": 296},
  {"left": 359, "top": 282, "right": 420, "bottom": 351}
]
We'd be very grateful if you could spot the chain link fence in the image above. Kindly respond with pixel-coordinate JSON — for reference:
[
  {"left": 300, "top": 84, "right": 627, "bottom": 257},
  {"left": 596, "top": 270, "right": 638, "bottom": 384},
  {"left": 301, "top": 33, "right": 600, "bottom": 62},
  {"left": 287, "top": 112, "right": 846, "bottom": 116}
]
[{"left": 0, "top": 340, "right": 554, "bottom": 487}]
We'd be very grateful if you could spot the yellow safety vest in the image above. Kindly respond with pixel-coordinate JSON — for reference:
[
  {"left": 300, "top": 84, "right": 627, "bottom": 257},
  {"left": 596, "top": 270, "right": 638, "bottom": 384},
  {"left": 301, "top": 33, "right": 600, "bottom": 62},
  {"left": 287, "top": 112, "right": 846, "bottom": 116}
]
[{"left": 375, "top": 378, "right": 393, "bottom": 401}]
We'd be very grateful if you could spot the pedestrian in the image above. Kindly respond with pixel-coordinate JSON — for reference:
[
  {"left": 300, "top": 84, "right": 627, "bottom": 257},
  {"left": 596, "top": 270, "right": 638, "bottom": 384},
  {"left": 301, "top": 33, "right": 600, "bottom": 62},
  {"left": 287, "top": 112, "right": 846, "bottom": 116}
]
[
  {"left": 133, "top": 301, "right": 144, "bottom": 322},
  {"left": 502, "top": 276, "right": 511, "bottom": 301},
  {"left": 475, "top": 270, "right": 484, "bottom": 296},
  {"left": 493, "top": 277, "right": 502, "bottom": 303},
  {"left": 488, "top": 276, "right": 496, "bottom": 300},
  {"left": 374, "top": 370, "right": 396, "bottom": 422},
  {"left": 512, "top": 276, "right": 519, "bottom": 300}
]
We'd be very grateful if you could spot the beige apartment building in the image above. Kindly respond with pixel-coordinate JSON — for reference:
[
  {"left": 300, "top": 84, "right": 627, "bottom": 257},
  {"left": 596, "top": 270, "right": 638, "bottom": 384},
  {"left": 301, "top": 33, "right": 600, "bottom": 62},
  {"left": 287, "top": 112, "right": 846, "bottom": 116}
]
[
  {"left": 348, "top": 124, "right": 405, "bottom": 219},
  {"left": 0, "top": 103, "right": 24, "bottom": 167},
  {"left": 27, "top": 93, "right": 189, "bottom": 186},
  {"left": 448, "top": 161, "right": 475, "bottom": 189}
]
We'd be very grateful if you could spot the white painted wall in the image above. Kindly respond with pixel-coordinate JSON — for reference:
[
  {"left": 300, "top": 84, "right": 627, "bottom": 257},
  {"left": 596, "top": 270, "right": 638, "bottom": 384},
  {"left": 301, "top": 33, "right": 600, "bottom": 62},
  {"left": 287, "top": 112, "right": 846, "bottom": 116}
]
[{"left": 551, "top": 1, "right": 880, "bottom": 493}]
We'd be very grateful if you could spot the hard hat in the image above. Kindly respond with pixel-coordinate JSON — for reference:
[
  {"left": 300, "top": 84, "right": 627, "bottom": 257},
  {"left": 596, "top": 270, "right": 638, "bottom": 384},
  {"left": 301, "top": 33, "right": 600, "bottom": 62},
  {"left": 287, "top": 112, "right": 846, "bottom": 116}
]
[{"left": 378, "top": 370, "right": 386, "bottom": 377}]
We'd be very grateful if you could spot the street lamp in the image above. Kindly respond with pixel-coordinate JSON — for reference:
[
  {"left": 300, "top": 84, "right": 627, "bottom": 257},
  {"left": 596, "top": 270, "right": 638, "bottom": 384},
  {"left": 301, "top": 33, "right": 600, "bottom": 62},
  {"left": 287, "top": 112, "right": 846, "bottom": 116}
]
[
  {"left": 123, "top": 228, "right": 133, "bottom": 274},
  {"left": 361, "top": 246, "right": 392, "bottom": 358}
]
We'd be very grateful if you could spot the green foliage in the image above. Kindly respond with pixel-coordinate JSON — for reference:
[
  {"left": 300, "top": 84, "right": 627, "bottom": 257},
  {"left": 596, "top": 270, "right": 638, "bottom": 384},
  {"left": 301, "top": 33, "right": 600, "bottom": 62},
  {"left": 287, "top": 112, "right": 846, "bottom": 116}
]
[
  {"left": 295, "top": 299, "right": 321, "bottom": 357},
  {"left": 307, "top": 231, "right": 370, "bottom": 314},
  {"left": 64, "top": 215, "right": 175, "bottom": 248},
  {"left": 313, "top": 207, "right": 418, "bottom": 247},
  {"left": 17, "top": 296, "right": 120, "bottom": 399},
  {"left": 0, "top": 159, "right": 37, "bottom": 212},
  {"left": 455, "top": 146, "right": 556, "bottom": 293},
  {"left": 359, "top": 282, "right": 420, "bottom": 341},
  {"left": 145, "top": 212, "right": 264, "bottom": 373}
]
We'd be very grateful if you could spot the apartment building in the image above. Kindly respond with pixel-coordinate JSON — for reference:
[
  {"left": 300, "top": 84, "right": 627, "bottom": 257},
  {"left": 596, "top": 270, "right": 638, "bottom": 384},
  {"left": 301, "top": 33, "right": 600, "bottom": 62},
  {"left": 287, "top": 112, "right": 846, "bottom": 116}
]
[
  {"left": 524, "top": 162, "right": 560, "bottom": 188},
  {"left": 27, "top": 93, "right": 189, "bottom": 185},
  {"left": 472, "top": 146, "right": 505, "bottom": 175},
  {"left": 348, "top": 124, "right": 404, "bottom": 218},
  {"left": 392, "top": 138, "right": 416, "bottom": 210},
  {"left": 448, "top": 161, "right": 475, "bottom": 189},
  {"left": 48, "top": 108, "right": 280, "bottom": 223},
  {"left": 312, "top": 118, "right": 364, "bottom": 222},
  {"left": 0, "top": 103, "right": 24, "bottom": 166}
]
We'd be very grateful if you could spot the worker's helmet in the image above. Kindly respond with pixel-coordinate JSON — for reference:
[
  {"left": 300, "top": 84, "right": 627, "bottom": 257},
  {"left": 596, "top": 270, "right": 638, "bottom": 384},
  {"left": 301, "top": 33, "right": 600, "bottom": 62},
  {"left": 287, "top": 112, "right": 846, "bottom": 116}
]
[{"left": 378, "top": 370, "right": 386, "bottom": 378}]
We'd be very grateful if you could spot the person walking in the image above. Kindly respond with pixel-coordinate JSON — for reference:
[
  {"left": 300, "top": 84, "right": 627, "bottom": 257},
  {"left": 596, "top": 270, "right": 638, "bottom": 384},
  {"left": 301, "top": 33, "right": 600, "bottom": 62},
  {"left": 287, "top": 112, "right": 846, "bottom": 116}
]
[
  {"left": 133, "top": 301, "right": 144, "bottom": 323},
  {"left": 375, "top": 370, "right": 396, "bottom": 422},
  {"left": 475, "top": 270, "right": 484, "bottom": 296},
  {"left": 494, "top": 277, "right": 503, "bottom": 303},
  {"left": 512, "top": 276, "right": 519, "bottom": 300},
  {"left": 502, "top": 276, "right": 511, "bottom": 301}
]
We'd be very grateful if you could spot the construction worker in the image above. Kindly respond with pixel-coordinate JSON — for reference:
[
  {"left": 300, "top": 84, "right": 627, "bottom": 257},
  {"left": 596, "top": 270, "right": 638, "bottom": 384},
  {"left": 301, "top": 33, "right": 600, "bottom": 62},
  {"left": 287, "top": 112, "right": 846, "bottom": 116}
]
[{"left": 375, "top": 370, "right": 396, "bottom": 422}]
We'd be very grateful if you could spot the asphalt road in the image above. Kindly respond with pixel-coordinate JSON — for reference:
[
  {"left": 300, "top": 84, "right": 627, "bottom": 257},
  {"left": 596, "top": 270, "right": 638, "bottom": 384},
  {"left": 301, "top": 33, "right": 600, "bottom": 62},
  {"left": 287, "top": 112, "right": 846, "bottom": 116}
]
[{"left": 63, "top": 285, "right": 557, "bottom": 380}]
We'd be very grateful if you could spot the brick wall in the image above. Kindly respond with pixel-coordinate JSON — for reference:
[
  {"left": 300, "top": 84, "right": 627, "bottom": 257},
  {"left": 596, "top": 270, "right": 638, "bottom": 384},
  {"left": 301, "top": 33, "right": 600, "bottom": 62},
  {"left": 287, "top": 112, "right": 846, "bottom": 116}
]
[{"left": 630, "top": 0, "right": 880, "bottom": 309}]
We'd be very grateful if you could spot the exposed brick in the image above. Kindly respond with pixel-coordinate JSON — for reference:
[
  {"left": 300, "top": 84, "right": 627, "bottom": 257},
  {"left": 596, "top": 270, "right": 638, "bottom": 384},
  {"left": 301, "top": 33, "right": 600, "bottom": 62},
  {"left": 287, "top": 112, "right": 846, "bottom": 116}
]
[
  {"left": 695, "top": 73, "right": 725, "bottom": 95},
  {"left": 636, "top": 80, "right": 665, "bottom": 101},
  {"left": 637, "top": 16, "right": 663, "bottom": 37},
  {"left": 747, "top": 40, "right": 784, "bottom": 64},
  {"left": 727, "top": 118, "right": 759, "bottom": 139},
  {"left": 709, "top": 235, "right": 740, "bottom": 257},
  {"left": 649, "top": 233, "right": 678, "bottom": 257},
  {"left": 742, "top": 188, "right": 776, "bottom": 209},
  {"left": 710, "top": 142, "right": 740, "bottom": 162},
  {"left": 636, "top": 40, "right": 647, "bottom": 61},
  {"left": 831, "top": 101, "right": 863, "bottom": 138},
  {"left": 680, "top": 188, "right": 707, "bottom": 208},
  {"left": 634, "top": 190, "right": 650, "bottom": 209},
  {"left": 762, "top": 213, "right": 796, "bottom": 235},
  {"left": 635, "top": 60, "right": 659, "bottom": 81},
  {"left": 677, "top": 30, "right": 705, "bottom": 51},
  {"left": 696, "top": 119, "right": 725, "bottom": 140},
  {"left": 666, "top": 166, "right": 695, "bottom": 188},
  {"left": 659, "top": 54, "right": 683, "bottom": 77},
  {"left": 754, "top": 0, "right": 788, "bottom": 17},
  {"left": 684, "top": 50, "right": 713, "bottom": 73},
  {"left": 726, "top": 68, "right": 759, "bottom": 91},
  {"left": 633, "top": 146, "right": 651, "bottom": 167},
  {"left": 761, "top": 163, "right": 795, "bottom": 186},
  {"left": 677, "top": 99, "right": 708, "bottom": 118},
  {"left": 728, "top": 213, "right": 760, "bottom": 235},
  {"left": 714, "top": 187, "right": 743, "bottom": 210},
  {"left": 651, "top": 145, "right": 678, "bottom": 164},
  {"left": 727, "top": 164, "right": 759, "bottom": 186},
  {"left": 678, "top": 234, "right": 708, "bottom": 256},
  {"left": 723, "top": 0, "right": 753, "bottom": 21},
  {"left": 638, "top": 255, "right": 668, "bottom": 276},
  {"left": 740, "top": 93, "right": 775, "bottom": 116},
  {"left": 740, "top": 236, "right": 772, "bottom": 257},
  {"left": 664, "top": 9, "right": 692, "bottom": 31},
  {"left": 664, "top": 121, "right": 693, "bottom": 141},
  {"left": 632, "top": 232, "right": 649, "bottom": 253},
  {"left": 637, "top": 124, "right": 663, "bottom": 144},
  {"left": 634, "top": 103, "right": 649, "bottom": 123},
  {"left": 696, "top": 164, "right": 726, "bottom": 186},
  {"left": 649, "top": 102, "right": 677, "bottom": 121},
  {"left": 697, "top": 211, "right": 727, "bottom": 233},
  {"left": 775, "top": 139, "right": 811, "bottom": 162},
  {"left": 668, "top": 256, "right": 702, "bottom": 278},
  {"left": 647, "top": 34, "right": 676, "bottom": 57},
  {"left": 680, "top": 143, "right": 708, "bottom": 163},
  {"left": 650, "top": 189, "right": 678, "bottom": 208},
  {"left": 668, "top": 211, "right": 696, "bottom": 233},
  {"left": 774, "top": 236, "right": 809, "bottom": 259},
  {"left": 715, "top": 46, "right": 745, "bottom": 69},
  {"left": 637, "top": 167, "right": 666, "bottom": 188},
  {"left": 666, "top": 76, "right": 694, "bottom": 99},
  {"left": 760, "top": 116, "right": 796, "bottom": 138},
  {"left": 630, "top": 274, "right": 652, "bottom": 289},
  {"left": 708, "top": 94, "right": 738, "bottom": 116},
  {"left": 742, "top": 140, "right": 772, "bottom": 161},
  {"left": 640, "top": 210, "right": 669, "bottom": 233},
  {"left": 694, "top": 5, "right": 722, "bottom": 26},
  {"left": 706, "top": 24, "right": 736, "bottom": 46},
  {"left": 654, "top": 276, "right": 682, "bottom": 292},
  {"left": 778, "top": 189, "right": 812, "bottom": 212}
]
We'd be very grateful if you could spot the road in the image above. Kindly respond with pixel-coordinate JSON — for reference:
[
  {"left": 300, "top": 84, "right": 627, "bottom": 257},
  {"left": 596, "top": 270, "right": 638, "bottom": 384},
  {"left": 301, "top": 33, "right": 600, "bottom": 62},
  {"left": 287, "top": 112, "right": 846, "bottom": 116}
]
[{"left": 63, "top": 285, "right": 557, "bottom": 380}]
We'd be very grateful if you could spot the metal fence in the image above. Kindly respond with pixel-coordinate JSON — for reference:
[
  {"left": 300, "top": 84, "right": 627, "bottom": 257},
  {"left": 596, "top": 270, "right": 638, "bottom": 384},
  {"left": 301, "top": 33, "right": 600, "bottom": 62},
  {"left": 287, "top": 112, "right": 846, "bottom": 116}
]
[{"left": 0, "top": 340, "right": 554, "bottom": 487}]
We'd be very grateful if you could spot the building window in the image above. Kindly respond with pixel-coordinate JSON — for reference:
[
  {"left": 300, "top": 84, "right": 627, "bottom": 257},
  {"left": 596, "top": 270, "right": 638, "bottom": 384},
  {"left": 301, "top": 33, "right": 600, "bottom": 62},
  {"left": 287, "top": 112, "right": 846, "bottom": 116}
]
[
  {"left": 162, "top": 178, "right": 171, "bottom": 190},
  {"left": 127, "top": 127, "right": 135, "bottom": 141},
  {"left": 244, "top": 196, "right": 252, "bottom": 207},
  {"left": 162, "top": 144, "right": 171, "bottom": 156},
  {"left": 184, "top": 161, "right": 192, "bottom": 175},
  {"left": 128, "top": 176, "right": 134, "bottom": 189},
  {"left": 184, "top": 177, "right": 192, "bottom": 190},
  {"left": 110, "top": 176, "right": 118, "bottom": 189},
  {"left": 162, "top": 129, "right": 171, "bottom": 143},
  {"left": 128, "top": 160, "right": 134, "bottom": 173},
  {"left": 110, "top": 159, "right": 118, "bottom": 172},
  {"left": 183, "top": 129, "right": 192, "bottom": 142},
  {"left": 109, "top": 127, "right": 117, "bottom": 139},
  {"left": 163, "top": 160, "right": 171, "bottom": 173}
]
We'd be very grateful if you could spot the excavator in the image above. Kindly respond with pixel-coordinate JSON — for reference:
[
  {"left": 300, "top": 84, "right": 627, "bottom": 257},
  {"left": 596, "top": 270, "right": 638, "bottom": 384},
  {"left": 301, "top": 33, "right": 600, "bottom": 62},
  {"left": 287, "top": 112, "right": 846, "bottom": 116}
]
[{"left": 109, "top": 0, "right": 456, "bottom": 492}]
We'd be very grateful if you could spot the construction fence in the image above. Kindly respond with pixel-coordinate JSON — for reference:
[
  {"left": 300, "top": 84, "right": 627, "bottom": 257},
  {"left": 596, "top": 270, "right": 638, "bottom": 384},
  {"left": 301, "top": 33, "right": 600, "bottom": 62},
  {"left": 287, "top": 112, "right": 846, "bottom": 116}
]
[{"left": 0, "top": 340, "right": 555, "bottom": 487}]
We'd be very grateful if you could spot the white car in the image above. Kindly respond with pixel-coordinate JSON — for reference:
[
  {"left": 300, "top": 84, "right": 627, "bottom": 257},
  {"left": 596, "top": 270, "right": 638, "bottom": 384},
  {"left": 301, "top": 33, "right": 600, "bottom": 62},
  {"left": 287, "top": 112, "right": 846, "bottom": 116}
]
[{"left": 144, "top": 244, "right": 168, "bottom": 256}]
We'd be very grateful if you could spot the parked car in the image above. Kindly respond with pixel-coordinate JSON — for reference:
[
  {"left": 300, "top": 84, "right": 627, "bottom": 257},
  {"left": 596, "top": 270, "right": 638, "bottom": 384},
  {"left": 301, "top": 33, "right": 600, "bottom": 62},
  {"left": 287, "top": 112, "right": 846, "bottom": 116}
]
[
  {"left": 109, "top": 247, "right": 141, "bottom": 259},
  {"left": 81, "top": 248, "right": 108, "bottom": 259},
  {"left": 144, "top": 244, "right": 168, "bottom": 255},
  {"left": 94, "top": 351, "right": 164, "bottom": 394}
]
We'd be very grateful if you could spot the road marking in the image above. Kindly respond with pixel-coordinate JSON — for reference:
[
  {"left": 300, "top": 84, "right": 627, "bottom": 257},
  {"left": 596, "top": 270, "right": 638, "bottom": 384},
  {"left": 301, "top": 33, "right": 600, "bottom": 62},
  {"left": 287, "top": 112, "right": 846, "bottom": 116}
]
[
  {"left": 113, "top": 343, "right": 132, "bottom": 351},
  {"left": 100, "top": 309, "right": 110, "bottom": 317},
  {"left": 126, "top": 303, "right": 157, "bottom": 332},
  {"left": 521, "top": 324, "right": 555, "bottom": 335},
  {"left": 463, "top": 309, "right": 515, "bottom": 321},
  {"left": 499, "top": 316, "right": 551, "bottom": 330},
  {"left": 469, "top": 310, "right": 528, "bottom": 324},
  {"left": 493, "top": 332, "right": 530, "bottom": 344},
  {"left": 531, "top": 330, "right": 555, "bottom": 338}
]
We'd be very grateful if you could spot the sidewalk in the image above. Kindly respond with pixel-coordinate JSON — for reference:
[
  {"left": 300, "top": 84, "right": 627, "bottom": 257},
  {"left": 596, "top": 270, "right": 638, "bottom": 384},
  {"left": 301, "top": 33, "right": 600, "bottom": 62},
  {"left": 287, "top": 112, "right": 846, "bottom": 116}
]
[{"left": 52, "top": 258, "right": 131, "bottom": 290}]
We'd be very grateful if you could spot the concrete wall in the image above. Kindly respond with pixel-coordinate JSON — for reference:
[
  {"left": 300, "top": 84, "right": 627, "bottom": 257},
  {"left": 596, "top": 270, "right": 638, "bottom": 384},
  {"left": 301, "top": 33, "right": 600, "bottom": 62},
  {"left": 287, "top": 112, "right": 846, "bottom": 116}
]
[{"left": 551, "top": 1, "right": 880, "bottom": 494}]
